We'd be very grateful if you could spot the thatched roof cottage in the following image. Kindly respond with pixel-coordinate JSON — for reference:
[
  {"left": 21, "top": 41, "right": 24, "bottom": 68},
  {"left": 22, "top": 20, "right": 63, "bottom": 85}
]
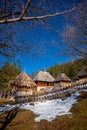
[
  {"left": 10, "top": 72, "right": 37, "bottom": 96},
  {"left": 34, "top": 70, "right": 54, "bottom": 91},
  {"left": 76, "top": 66, "right": 87, "bottom": 84},
  {"left": 54, "top": 73, "right": 71, "bottom": 88}
]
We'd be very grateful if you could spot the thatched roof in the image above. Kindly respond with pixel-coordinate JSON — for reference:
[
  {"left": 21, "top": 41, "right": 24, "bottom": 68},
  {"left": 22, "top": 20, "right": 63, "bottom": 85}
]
[
  {"left": 11, "top": 72, "right": 37, "bottom": 87},
  {"left": 77, "top": 66, "right": 87, "bottom": 77},
  {"left": 34, "top": 70, "right": 54, "bottom": 82},
  {"left": 55, "top": 73, "right": 71, "bottom": 82}
]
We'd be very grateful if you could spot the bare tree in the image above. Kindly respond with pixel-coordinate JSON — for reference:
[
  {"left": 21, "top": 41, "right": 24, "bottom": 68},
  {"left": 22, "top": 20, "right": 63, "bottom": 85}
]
[
  {"left": 64, "top": 2, "right": 87, "bottom": 58},
  {"left": 0, "top": 0, "right": 76, "bottom": 24},
  {"left": 0, "top": 0, "right": 85, "bottom": 59}
]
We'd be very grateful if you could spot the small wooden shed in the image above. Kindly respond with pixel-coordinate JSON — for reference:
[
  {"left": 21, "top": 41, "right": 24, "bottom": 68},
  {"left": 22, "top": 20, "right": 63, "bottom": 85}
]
[
  {"left": 34, "top": 70, "right": 54, "bottom": 91},
  {"left": 54, "top": 73, "right": 71, "bottom": 88},
  {"left": 76, "top": 66, "right": 87, "bottom": 84},
  {"left": 10, "top": 72, "right": 37, "bottom": 96}
]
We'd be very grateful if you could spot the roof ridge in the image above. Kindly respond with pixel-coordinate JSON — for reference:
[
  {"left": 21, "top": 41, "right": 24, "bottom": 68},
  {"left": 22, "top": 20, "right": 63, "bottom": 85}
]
[{"left": 34, "top": 70, "right": 54, "bottom": 82}]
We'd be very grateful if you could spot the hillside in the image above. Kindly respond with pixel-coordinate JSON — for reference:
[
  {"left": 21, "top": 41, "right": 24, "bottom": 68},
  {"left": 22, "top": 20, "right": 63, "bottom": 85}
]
[
  {"left": 48, "top": 58, "right": 87, "bottom": 80},
  {"left": 0, "top": 91, "right": 87, "bottom": 130}
]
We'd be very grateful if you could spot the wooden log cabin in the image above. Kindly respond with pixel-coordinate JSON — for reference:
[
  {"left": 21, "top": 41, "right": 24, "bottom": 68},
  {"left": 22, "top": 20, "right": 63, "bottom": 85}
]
[
  {"left": 9, "top": 72, "right": 37, "bottom": 96},
  {"left": 33, "top": 70, "right": 54, "bottom": 92},
  {"left": 76, "top": 66, "right": 87, "bottom": 84},
  {"left": 54, "top": 73, "right": 71, "bottom": 88}
]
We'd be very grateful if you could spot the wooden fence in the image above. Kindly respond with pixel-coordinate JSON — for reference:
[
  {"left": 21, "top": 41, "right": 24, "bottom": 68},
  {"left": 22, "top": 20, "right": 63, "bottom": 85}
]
[
  {"left": 14, "top": 82, "right": 87, "bottom": 103},
  {"left": 0, "top": 91, "right": 15, "bottom": 98}
]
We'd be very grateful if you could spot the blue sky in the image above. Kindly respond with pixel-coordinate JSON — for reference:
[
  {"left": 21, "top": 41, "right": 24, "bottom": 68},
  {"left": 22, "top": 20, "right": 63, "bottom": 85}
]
[
  {"left": 0, "top": 0, "right": 86, "bottom": 75},
  {"left": 0, "top": 20, "right": 72, "bottom": 74},
  {"left": 15, "top": 23, "right": 73, "bottom": 74}
]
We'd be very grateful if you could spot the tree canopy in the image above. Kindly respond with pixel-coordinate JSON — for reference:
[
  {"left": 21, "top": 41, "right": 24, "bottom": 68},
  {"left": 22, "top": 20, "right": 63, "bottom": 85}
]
[
  {"left": 48, "top": 57, "right": 87, "bottom": 80},
  {"left": 0, "top": 61, "right": 21, "bottom": 91}
]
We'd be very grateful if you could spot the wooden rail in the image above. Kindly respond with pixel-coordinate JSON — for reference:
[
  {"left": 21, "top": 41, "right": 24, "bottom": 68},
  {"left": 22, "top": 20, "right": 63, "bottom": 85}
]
[{"left": 15, "top": 82, "right": 87, "bottom": 103}]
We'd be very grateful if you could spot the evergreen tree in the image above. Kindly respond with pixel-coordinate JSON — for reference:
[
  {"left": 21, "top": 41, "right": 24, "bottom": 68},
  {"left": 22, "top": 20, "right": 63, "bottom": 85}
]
[
  {"left": 48, "top": 58, "right": 87, "bottom": 80},
  {"left": 0, "top": 61, "right": 21, "bottom": 91}
]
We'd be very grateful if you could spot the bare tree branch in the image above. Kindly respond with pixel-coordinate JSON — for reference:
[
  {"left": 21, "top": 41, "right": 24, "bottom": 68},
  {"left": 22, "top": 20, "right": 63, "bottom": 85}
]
[
  {"left": 20, "top": 0, "right": 31, "bottom": 19},
  {"left": 0, "top": 0, "right": 86, "bottom": 60},
  {"left": 0, "top": 11, "right": 21, "bottom": 19},
  {"left": 0, "top": 7, "right": 76, "bottom": 24}
]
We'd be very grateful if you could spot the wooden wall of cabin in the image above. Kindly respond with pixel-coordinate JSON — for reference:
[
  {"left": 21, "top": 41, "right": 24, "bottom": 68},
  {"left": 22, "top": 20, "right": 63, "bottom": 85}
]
[
  {"left": 12, "top": 86, "right": 37, "bottom": 92},
  {"left": 15, "top": 90, "right": 33, "bottom": 96},
  {"left": 60, "top": 81, "right": 71, "bottom": 88},
  {"left": 35, "top": 81, "right": 54, "bottom": 92},
  {"left": 35, "top": 81, "right": 54, "bottom": 87},
  {"left": 36, "top": 81, "right": 47, "bottom": 87},
  {"left": 48, "top": 82, "right": 54, "bottom": 87},
  {"left": 76, "top": 77, "right": 87, "bottom": 84},
  {"left": 55, "top": 81, "right": 71, "bottom": 88}
]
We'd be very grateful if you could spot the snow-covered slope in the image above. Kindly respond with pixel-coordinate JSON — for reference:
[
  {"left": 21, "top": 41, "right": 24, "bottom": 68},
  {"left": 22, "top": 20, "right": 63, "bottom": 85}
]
[
  {"left": 21, "top": 92, "right": 79, "bottom": 122},
  {"left": 0, "top": 92, "right": 80, "bottom": 122}
]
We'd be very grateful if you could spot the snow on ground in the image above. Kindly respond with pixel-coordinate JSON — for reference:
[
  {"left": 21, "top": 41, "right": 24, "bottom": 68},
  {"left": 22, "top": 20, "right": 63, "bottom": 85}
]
[
  {"left": 21, "top": 92, "right": 79, "bottom": 122},
  {"left": 0, "top": 104, "right": 20, "bottom": 114},
  {"left": 0, "top": 92, "right": 80, "bottom": 122}
]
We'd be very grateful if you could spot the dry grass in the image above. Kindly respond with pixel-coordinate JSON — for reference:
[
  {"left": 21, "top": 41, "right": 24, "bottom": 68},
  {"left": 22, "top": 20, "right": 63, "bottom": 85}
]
[
  {"left": 0, "top": 98, "right": 14, "bottom": 107},
  {"left": 0, "top": 98, "right": 10, "bottom": 106}
]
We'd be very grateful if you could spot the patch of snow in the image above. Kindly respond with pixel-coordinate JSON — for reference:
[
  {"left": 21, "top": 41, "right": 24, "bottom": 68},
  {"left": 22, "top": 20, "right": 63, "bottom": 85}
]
[
  {"left": 0, "top": 104, "right": 21, "bottom": 114},
  {"left": 0, "top": 105, "right": 15, "bottom": 114},
  {"left": 0, "top": 92, "right": 80, "bottom": 122},
  {"left": 20, "top": 92, "right": 79, "bottom": 122}
]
